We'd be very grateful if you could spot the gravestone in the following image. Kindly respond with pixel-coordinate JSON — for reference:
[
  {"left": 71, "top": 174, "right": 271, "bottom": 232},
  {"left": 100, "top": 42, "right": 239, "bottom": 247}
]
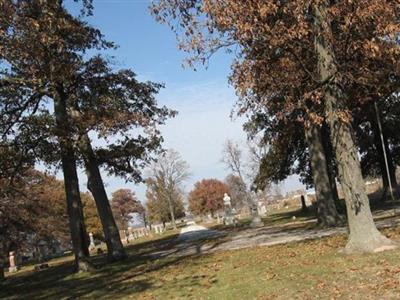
[
  {"left": 89, "top": 232, "right": 96, "bottom": 251},
  {"left": 223, "top": 193, "right": 234, "bottom": 225},
  {"left": 216, "top": 213, "right": 222, "bottom": 224},
  {"left": 128, "top": 227, "right": 135, "bottom": 241},
  {"left": 249, "top": 192, "right": 263, "bottom": 227},
  {"left": 8, "top": 251, "right": 18, "bottom": 273},
  {"left": 249, "top": 203, "right": 263, "bottom": 227},
  {"left": 154, "top": 224, "right": 164, "bottom": 235},
  {"left": 119, "top": 229, "right": 128, "bottom": 244},
  {"left": 204, "top": 213, "right": 213, "bottom": 224},
  {"left": 258, "top": 201, "right": 267, "bottom": 216},
  {"left": 300, "top": 195, "right": 308, "bottom": 212},
  {"left": 137, "top": 228, "right": 146, "bottom": 238},
  {"left": 37, "top": 240, "right": 48, "bottom": 262}
]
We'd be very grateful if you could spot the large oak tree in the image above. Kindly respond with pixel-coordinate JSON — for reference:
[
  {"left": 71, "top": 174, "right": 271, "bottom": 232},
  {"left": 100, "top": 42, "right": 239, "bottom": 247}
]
[
  {"left": 151, "top": 0, "right": 399, "bottom": 252},
  {"left": 1, "top": 0, "right": 175, "bottom": 270},
  {"left": 0, "top": 0, "right": 102, "bottom": 271}
]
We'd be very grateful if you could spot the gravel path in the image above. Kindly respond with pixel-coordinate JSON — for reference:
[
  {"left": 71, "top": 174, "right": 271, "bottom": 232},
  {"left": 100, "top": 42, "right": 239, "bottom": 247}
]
[
  {"left": 178, "top": 223, "right": 224, "bottom": 244},
  {"left": 146, "top": 211, "right": 400, "bottom": 259}
]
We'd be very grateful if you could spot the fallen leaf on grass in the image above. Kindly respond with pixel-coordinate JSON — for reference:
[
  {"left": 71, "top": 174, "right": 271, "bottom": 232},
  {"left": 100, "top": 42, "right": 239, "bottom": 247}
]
[
  {"left": 265, "top": 273, "right": 276, "bottom": 280},
  {"left": 382, "top": 279, "right": 399, "bottom": 289},
  {"left": 208, "top": 276, "right": 218, "bottom": 284},
  {"left": 317, "top": 280, "right": 326, "bottom": 289}
]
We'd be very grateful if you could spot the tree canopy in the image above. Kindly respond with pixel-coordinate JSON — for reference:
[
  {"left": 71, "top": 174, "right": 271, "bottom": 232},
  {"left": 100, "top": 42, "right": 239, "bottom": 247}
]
[
  {"left": 188, "top": 178, "right": 228, "bottom": 216},
  {"left": 111, "top": 189, "right": 144, "bottom": 230},
  {"left": 151, "top": 0, "right": 400, "bottom": 252}
]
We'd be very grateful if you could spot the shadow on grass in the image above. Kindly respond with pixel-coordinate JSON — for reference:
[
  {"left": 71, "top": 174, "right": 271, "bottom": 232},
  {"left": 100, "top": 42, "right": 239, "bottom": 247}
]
[
  {"left": 263, "top": 207, "right": 317, "bottom": 225},
  {"left": 3, "top": 189, "right": 399, "bottom": 299},
  {"left": 0, "top": 230, "right": 230, "bottom": 300},
  {"left": 210, "top": 208, "right": 317, "bottom": 232},
  {"left": 207, "top": 191, "right": 400, "bottom": 240}
]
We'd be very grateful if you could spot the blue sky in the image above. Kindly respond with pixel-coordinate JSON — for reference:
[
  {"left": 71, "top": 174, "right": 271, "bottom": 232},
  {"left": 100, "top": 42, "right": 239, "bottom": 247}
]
[{"left": 65, "top": 0, "right": 305, "bottom": 201}]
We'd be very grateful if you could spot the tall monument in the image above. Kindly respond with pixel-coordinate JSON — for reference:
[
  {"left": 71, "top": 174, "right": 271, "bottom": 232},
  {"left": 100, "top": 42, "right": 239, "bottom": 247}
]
[{"left": 223, "top": 193, "right": 234, "bottom": 225}]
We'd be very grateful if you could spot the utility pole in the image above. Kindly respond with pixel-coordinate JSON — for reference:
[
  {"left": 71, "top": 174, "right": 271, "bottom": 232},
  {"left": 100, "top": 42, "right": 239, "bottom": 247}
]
[{"left": 374, "top": 101, "right": 395, "bottom": 201}]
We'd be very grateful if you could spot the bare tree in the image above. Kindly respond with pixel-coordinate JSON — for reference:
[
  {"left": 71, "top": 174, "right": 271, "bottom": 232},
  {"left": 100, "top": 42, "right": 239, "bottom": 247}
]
[
  {"left": 224, "top": 174, "right": 247, "bottom": 210},
  {"left": 221, "top": 139, "right": 262, "bottom": 227},
  {"left": 221, "top": 140, "right": 245, "bottom": 179},
  {"left": 222, "top": 138, "right": 268, "bottom": 182},
  {"left": 147, "top": 149, "right": 190, "bottom": 229},
  {"left": 246, "top": 137, "right": 269, "bottom": 183}
]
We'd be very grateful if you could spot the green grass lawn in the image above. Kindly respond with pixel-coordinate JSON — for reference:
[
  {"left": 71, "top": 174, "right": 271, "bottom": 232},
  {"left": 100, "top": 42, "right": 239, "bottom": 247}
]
[{"left": 2, "top": 224, "right": 400, "bottom": 300}]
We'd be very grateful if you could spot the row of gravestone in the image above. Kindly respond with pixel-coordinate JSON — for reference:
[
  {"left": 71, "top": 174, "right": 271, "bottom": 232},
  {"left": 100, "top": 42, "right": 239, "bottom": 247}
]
[
  {"left": 5, "top": 244, "right": 59, "bottom": 274},
  {"left": 88, "top": 224, "right": 167, "bottom": 251},
  {"left": 4, "top": 227, "right": 165, "bottom": 274},
  {"left": 122, "top": 224, "right": 166, "bottom": 240},
  {"left": 6, "top": 224, "right": 171, "bottom": 273}
]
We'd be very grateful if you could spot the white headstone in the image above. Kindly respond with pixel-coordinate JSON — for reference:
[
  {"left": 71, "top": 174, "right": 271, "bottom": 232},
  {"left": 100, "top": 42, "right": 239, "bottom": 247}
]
[
  {"left": 258, "top": 202, "right": 267, "bottom": 215},
  {"left": 89, "top": 232, "right": 95, "bottom": 250},
  {"left": 223, "top": 193, "right": 234, "bottom": 225},
  {"left": 154, "top": 224, "right": 164, "bottom": 235},
  {"left": 128, "top": 227, "right": 135, "bottom": 241}
]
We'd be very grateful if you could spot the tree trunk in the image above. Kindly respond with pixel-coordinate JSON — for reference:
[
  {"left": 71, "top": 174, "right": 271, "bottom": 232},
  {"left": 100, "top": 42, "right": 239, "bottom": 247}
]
[
  {"left": 321, "top": 123, "right": 340, "bottom": 202},
  {"left": 143, "top": 213, "right": 149, "bottom": 229},
  {"left": 167, "top": 194, "right": 177, "bottom": 229},
  {"left": 305, "top": 123, "right": 341, "bottom": 227},
  {"left": 0, "top": 243, "right": 5, "bottom": 281},
  {"left": 383, "top": 135, "right": 397, "bottom": 188},
  {"left": 78, "top": 133, "right": 127, "bottom": 262},
  {"left": 300, "top": 195, "right": 308, "bottom": 212},
  {"left": 371, "top": 118, "right": 397, "bottom": 191},
  {"left": 53, "top": 87, "right": 90, "bottom": 271},
  {"left": 313, "top": 1, "right": 395, "bottom": 253},
  {"left": 0, "top": 255, "right": 4, "bottom": 281}
]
